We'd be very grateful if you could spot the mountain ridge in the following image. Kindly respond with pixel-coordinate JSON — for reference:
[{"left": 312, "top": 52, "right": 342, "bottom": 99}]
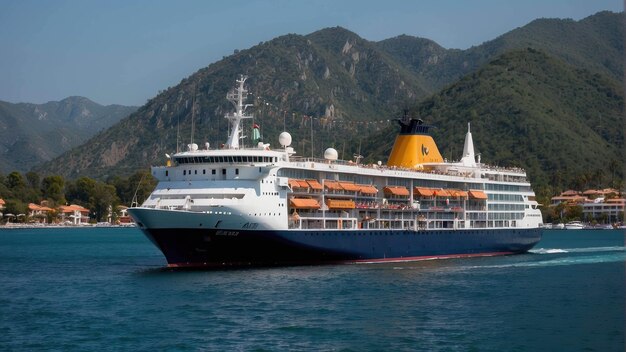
[
  {"left": 0, "top": 96, "right": 137, "bottom": 173},
  {"left": 33, "top": 11, "right": 623, "bottom": 193}
]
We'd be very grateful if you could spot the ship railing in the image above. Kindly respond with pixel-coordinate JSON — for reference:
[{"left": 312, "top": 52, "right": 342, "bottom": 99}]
[
  {"left": 287, "top": 156, "right": 469, "bottom": 177},
  {"left": 289, "top": 215, "right": 358, "bottom": 230}
]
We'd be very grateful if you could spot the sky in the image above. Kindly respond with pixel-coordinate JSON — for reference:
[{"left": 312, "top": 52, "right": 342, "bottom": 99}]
[{"left": 0, "top": 0, "right": 622, "bottom": 106}]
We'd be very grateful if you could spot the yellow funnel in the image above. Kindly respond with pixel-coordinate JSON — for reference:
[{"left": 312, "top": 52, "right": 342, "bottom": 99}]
[{"left": 387, "top": 118, "right": 443, "bottom": 168}]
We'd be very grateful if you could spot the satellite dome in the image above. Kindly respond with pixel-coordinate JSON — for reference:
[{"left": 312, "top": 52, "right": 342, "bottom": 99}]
[
  {"left": 279, "top": 132, "right": 292, "bottom": 147},
  {"left": 324, "top": 148, "right": 338, "bottom": 161}
]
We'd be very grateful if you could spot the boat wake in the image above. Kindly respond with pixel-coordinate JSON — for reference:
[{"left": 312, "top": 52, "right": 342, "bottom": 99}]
[
  {"left": 471, "top": 247, "right": 626, "bottom": 269},
  {"left": 529, "top": 248, "right": 568, "bottom": 254},
  {"left": 530, "top": 246, "right": 625, "bottom": 255}
]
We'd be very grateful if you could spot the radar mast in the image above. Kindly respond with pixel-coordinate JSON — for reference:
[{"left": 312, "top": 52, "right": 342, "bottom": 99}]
[{"left": 224, "top": 75, "right": 253, "bottom": 149}]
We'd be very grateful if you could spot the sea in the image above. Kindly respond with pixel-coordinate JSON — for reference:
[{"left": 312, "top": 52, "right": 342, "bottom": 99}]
[{"left": 0, "top": 228, "right": 623, "bottom": 352}]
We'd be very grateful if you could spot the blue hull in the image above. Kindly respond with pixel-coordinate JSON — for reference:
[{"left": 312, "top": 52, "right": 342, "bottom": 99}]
[{"left": 138, "top": 227, "right": 542, "bottom": 268}]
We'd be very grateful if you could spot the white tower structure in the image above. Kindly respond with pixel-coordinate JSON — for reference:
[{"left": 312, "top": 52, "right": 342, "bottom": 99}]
[{"left": 459, "top": 122, "right": 476, "bottom": 167}]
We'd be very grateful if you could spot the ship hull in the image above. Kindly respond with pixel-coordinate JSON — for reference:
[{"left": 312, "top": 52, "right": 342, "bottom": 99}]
[{"left": 131, "top": 210, "right": 541, "bottom": 267}]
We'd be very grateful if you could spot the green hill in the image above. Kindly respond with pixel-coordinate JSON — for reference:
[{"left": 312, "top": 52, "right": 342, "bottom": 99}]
[
  {"left": 364, "top": 48, "right": 623, "bottom": 198},
  {"left": 377, "top": 11, "right": 623, "bottom": 90}
]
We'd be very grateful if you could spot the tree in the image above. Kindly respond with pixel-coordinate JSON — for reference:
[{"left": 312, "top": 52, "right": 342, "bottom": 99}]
[
  {"left": 66, "top": 177, "right": 96, "bottom": 205},
  {"left": 89, "top": 182, "right": 120, "bottom": 222},
  {"left": 5, "top": 171, "right": 25, "bottom": 190},
  {"left": 565, "top": 205, "right": 583, "bottom": 222},
  {"left": 127, "top": 170, "right": 156, "bottom": 206},
  {"left": 108, "top": 170, "right": 156, "bottom": 206},
  {"left": 3, "top": 199, "right": 27, "bottom": 222},
  {"left": 26, "top": 171, "right": 41, "bottom": 189},
  {"left": 41, "top": 175, "right": 66, "bottom": 205}
]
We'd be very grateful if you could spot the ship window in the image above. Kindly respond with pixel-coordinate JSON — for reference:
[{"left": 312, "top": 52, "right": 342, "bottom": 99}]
[
  {"left": 235, "top": 169, "right": 239, "bottom": 175},
  {"left": 222, "top": 169, "right": 226, "bottom": 175},
  {"left": 194, "top": 170, "right": 197, "bottom": 175},
  {"left": 203, "top": 169, "right": 206, "bottom": 175},
  {"left": 183, "top": 170, "right": 186, "bottom": 175},
  {"left": 212, "top": 169, "right": 216, "bottom": 175},
  {"left": 165, "top": 171, "right": 168, "bottom": 176}
]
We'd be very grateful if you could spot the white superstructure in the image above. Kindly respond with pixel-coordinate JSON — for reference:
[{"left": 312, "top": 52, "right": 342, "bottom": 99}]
[{"left": 137, "top": 76, "right": 543, "bottom": 233}]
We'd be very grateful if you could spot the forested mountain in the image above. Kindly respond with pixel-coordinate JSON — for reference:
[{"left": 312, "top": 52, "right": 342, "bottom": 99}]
[
  {"left": 36, "top": 28, "right": 429, "bottom": 178},
  {"left": 377, "top": 11, "right": 623, "bottom": 90},
  {"left": 36, "top": 11, "right": 623, "bottom": 194},
  {"left": 0, "top": 97, "right": 137, "bottom": 173},
  {"left": 364, "top": 48, "right": 623, "bottom": 198}
]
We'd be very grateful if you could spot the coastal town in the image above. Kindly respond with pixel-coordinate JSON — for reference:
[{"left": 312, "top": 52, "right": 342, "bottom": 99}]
[{"left": 0, "top": 199, "right": 132, "bottom": 227}]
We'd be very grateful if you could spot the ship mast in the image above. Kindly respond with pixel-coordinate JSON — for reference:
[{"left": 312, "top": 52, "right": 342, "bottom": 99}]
[{"left": 224, "top": 75, "right": 253, "bottom": 149}]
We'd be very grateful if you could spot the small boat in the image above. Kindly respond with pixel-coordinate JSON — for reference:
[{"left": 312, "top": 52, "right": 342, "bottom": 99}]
[{"left": 565, "top": 221, "right": 584, "bottom": 230}]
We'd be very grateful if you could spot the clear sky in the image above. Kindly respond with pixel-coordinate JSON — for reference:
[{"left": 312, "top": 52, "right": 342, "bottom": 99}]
[{"left": 0, "top": 0, "right": 621, "bottom": 106}]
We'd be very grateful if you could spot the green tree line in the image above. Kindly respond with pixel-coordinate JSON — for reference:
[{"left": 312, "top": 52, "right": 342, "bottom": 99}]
[{"left": 0, "top": 170, "right": 156, "bottom": 223}]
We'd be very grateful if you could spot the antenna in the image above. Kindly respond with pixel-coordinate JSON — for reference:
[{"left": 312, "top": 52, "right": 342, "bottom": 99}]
[
  {"left": 190, "top": 85, "right": 196, "bottom": 145},
  {"left": 176, "top": 115, "right": 180, "bottom": 153}
]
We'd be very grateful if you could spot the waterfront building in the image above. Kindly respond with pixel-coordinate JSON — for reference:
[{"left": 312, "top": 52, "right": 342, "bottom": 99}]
[
  {"left": 58, "top": 205, "right": 90, "bottom": 225},
  {"left": 27, "top": 203, "right": 54, "bottom": 223}
]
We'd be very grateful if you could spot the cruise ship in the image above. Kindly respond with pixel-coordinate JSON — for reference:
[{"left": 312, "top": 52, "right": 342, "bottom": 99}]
[{"left": 128, "top": 76, "right": 543, "bottom": 268}]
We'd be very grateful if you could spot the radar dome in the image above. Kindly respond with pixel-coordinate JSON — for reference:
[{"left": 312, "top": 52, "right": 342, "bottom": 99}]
[
  {"left": 324, "top": 148, "right": 338, "bottom": 161},
  {"left": 279, "top": 132, "right": 292, "bottom": 147}
]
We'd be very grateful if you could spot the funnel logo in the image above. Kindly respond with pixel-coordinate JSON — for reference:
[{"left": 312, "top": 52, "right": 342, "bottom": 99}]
[{"left": 421, "top": 144, "right": 429, "bottom": 156}]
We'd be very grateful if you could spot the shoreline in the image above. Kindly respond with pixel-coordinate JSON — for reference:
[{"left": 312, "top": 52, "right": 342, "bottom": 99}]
[{"left": 0, "top": 223, "right": 136, "bottom": 229}]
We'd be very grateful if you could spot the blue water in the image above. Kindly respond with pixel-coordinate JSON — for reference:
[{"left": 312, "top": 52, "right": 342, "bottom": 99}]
[{"left": 0, "top": 228, "right": 624, "bottom": 351}]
